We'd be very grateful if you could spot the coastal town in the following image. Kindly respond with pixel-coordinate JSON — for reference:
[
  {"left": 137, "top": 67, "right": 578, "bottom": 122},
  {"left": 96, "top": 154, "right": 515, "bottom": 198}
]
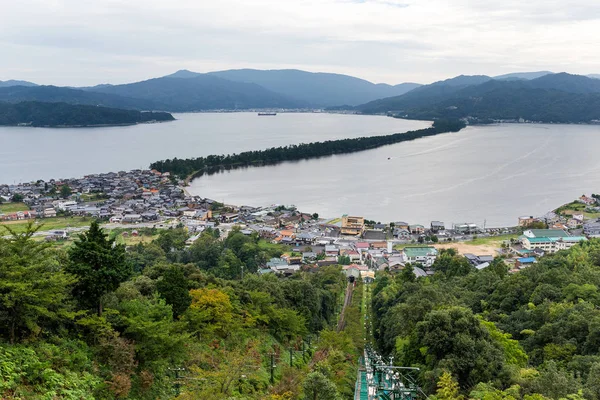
[{"left": 1, "top": 169, "right": 600, "bottom": 278}]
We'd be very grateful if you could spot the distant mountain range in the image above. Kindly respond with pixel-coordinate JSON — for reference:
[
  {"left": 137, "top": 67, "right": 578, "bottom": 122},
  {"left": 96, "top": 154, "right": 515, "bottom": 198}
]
[
  {"left": 82, "top": 74, "right": 303, "bottom": 111},
  {"left": 203, "top": 69, "right": 420, "bottom": 107},
  {"left": 356, "top": 72, "right": 600, "bottom": 123},
  {"left": 0, "top": 80, "right": 37, "bottom": 88},
  {"left": 0, "top": 70, "right": 421, "bottom": 111},
  {"left": 493, "top": 71, "right": 554, "bottom": 81},
  {"left": 0, "top": 101, "right": 174, "bottom": 127},
  {"left": 1, "top": 70, "right": 600, "bottom": 120},
  {"left": 0, "top": 85, "right": 156, "bottom": 110}
]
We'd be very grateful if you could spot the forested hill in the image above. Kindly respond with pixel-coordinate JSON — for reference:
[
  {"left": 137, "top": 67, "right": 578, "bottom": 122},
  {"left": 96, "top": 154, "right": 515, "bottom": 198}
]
[
  {"left": 203, "top": 68, "right": 421, "bottom": 107},
  {"left": 85, "top": 74, "right": 304, "bottom": 111},
  {"left": 0, "top": 101, "right": 174, "bottom": 127},
  {"left": 373, "top": 240, "right": 600, "bottom": 399},
  {"left": 356, "top": 72, "right": 600, "bottom": 123},
  {"left": 0, "top": 85, "right": 157, "bottom": 110},
  {"left": 0, "top": 222, "right": 360, "bottom": 399},
  {"left": 0, "top": 69, "right": 422, "bottom": 110},
  {"left": 150, "top": 119, "right": 466, "bottom": 179}
]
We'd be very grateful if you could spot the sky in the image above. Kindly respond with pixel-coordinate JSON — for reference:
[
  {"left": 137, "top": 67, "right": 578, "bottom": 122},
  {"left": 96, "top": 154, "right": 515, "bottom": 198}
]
[{"left": 1, "top": 0, "right": 600, "bottom": 86}]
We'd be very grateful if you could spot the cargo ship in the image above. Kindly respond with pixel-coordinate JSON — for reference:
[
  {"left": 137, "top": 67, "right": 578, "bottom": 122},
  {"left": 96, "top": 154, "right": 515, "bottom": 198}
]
[{"left": 258, "top": 112, "right": 277, "bottom": 116}]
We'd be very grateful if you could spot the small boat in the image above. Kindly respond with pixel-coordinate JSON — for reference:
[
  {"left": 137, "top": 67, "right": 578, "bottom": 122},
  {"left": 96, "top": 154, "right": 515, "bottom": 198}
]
[{"left": 258, "top": 112, "right": 277, "bottom": 116}]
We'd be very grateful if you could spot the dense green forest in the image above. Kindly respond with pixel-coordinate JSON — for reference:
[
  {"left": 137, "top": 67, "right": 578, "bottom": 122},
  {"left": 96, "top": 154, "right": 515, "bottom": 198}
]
[
  {"left": 389, "top": 88, "right": 600, "bottom": 123},
  {"left": 0, "top": 222, "right": 363, "bottom": 399},
  {"left": 5, "top": 219, "right": 600, "bottom": 398},
  {"left": 372, "top": 242, "right": 600, "bottom": 399},
  {"left": 150, "top": 119, "right": 466, "bottom": 179},
  {"left": 357, "top": 73, "right": 600, "bottom": 123},
  {"left": 0, "top": 101, "right": 174, "bottom": 127}
]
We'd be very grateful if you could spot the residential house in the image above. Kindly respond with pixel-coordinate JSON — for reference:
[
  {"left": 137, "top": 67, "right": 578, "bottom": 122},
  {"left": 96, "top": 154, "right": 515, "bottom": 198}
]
[
  {"left": 516, "top": 257, "right": 536, "bottom": 268},
  {"left": 453, "top": 223, "right": 478, "bottom": 234},
  {"left": 325, "top": 245, "right": 339, "bottom": 257},
  {"left": 340, "top": 249, "right": 361, "bottom": 262},
  {"left": 430, "top": 221, "right": 445, "bottom": 233},
  {"left": 371, "top": 241, "right": 388, "bottom": 250},
  {"left": 122, "top": 214, "right": 142, "bottom": 223},
  {"left": 409, "top": 224, "right": 425, "bottom": 235},
  {"left": 43, "top": 208, "right": 57, "bottom": 218},
  {"left": 297, "top": 232, "right": 317, "bottom": 244},
  {"left": 518, "top": 216, "right": 537, "bottom": 227},
  {"left": 393, "top": 228, "right": 411, "bottom": 239},
  {"left": 275, "top": 230, "right": 296, "bottom": 244},
  {"left": 579, "top": 195, "right": 596, "bottom": 205},
  {"left": 464, "top": 254, "right": 494, "bottom": 267},
  {"left": 572, "top": 213, "right": 584, "bottom": 223},
  {"left": 394, "top": 222, "right": 410, "bottom": 231},
  {"left": 584, "top": 219, "right": 600, "bottom": 237}
]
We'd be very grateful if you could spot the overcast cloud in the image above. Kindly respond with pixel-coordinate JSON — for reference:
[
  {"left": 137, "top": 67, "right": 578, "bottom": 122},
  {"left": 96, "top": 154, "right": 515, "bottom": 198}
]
[{"left": 1, "top": 0, "right": 599, "bottom": 86}]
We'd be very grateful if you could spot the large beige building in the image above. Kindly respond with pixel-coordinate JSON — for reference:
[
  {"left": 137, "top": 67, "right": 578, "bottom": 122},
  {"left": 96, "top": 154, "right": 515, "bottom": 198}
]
[{"left": 341, "top": 215, "right": 365, "bottom": 236}]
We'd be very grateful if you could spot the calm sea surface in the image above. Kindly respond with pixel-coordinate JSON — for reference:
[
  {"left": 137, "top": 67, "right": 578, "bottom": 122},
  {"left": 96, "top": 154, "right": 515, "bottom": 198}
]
[
  {"left": 0, "top": 112, "right": 429, "bottom": 184},
  {"left": 188, "top": 123, "right": 600, "bottom": 227},
  {"left": 2, "top": 113, "right": 599, "bottom": 227}
]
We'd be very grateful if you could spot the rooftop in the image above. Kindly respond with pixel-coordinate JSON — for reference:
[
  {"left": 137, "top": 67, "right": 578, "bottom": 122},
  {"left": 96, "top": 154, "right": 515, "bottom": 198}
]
[
  {"left": 403, "top": 246, "right": 438, "bottom": 258},
  {"left": 525, "top": 229, "right": 570, "bottom": 238}
]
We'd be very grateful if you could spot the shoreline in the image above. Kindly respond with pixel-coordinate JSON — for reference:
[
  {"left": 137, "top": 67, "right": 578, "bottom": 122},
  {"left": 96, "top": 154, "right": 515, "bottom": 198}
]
[{"left": 1, "top": 119, "right": 175, "bottom": 129}]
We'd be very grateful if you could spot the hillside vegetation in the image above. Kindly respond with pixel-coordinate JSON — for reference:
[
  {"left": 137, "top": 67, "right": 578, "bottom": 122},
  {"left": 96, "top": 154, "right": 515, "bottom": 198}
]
[
  {"left": 0, "top": 101, "right": 174, "bottom": 127},
  {"left": 0, "top": 222, "right": 361, "bottom": 399},
  {"left": 358, "top": 73, "right": 600, "bottom": 123},
  {"left": 373, "top": 242, "right": 600, "bottom": 399}
]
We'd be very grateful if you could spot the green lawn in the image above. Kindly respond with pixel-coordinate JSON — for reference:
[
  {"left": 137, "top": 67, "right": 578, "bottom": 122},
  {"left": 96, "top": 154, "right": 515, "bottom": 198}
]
[
  {"left": 584, "top": 212, "right": 600, "bottom": 220},
  {"left": 467, "top": 234, "right": 518, "bottom": 245},
  {"left": 0, "top": 202, "right": 29, "bottom": 214},
  {"left": 0, "top": 217, "right": 94, "bottom": 234},
  {"left": 556, "top": 201, "right": 586, "bottom": 215}
]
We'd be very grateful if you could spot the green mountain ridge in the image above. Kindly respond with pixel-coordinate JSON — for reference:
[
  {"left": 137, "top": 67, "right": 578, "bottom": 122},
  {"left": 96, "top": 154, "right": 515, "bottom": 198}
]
[
  {"left": 0, "top": 85, "right": 157, "bottom": 110},
  {"left": 0, "top": 101, "right": 174, "bottom": 127},
  {"left": 357, "top": 72, "right": 600, "bottom": 123},
  {"left": 204, "top": 68, "right": 421, "bottom": 107},
  {"left": 86, "top": 74, "right": 304, "bottom": 111}
]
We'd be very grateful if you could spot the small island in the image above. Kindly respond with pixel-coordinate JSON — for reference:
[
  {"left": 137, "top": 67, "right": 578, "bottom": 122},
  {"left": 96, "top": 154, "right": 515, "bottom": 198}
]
[{"left": 0, "top": 101, "right": 175, "bottom": 127}]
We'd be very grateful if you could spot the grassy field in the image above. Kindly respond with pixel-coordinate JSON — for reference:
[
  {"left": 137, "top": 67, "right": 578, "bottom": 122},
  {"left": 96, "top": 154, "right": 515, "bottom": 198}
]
[
  {"left": 0, "top": 202, "right": 30, "bottom": 214},
  {"left": 555, "top": 200, "right": 600, "bottom": 221},
  {"left": 0, "top": 217, "right": 93, "bottom": 233},
  {"left": 584, "top": 212, "right": 600, "bottom": 220},
  {"left": 467, "top": 234, "right": 517, "bottom": 245}
]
